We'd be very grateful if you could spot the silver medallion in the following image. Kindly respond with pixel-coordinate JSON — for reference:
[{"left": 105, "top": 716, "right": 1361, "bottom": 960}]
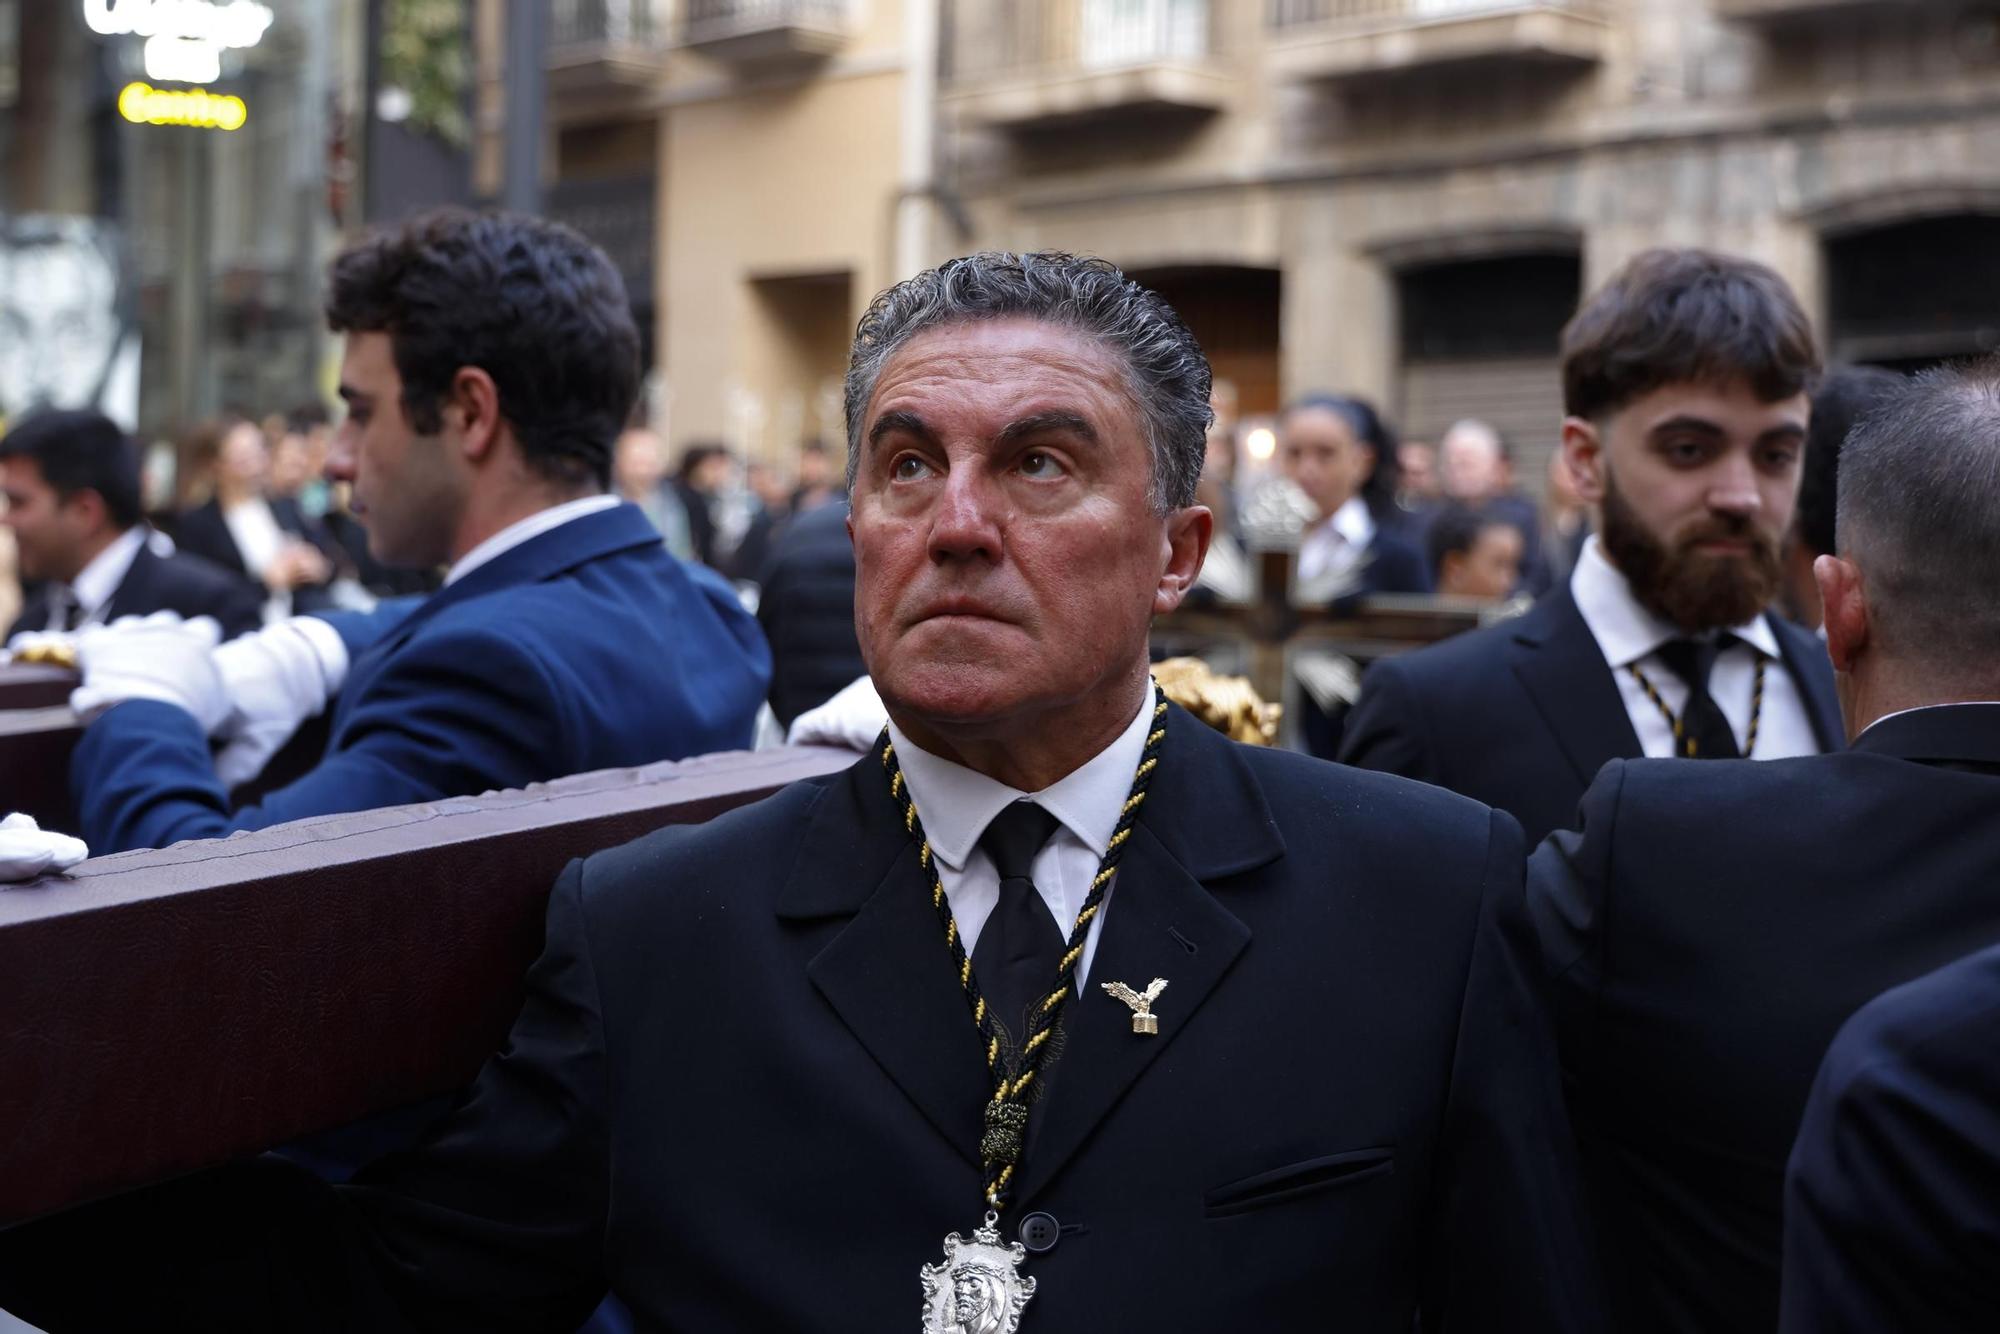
[{"left": 920, "top": 1212, "right": 1037, "bottom": 1333}]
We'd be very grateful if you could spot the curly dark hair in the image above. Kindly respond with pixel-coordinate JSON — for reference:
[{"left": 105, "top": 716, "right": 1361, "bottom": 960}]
[
  {"left": 1561, "top": 248, "right": 1820, "bottom": 423},
  {"left": 325, "top": 209, "right": 640, "bottom": 490}
]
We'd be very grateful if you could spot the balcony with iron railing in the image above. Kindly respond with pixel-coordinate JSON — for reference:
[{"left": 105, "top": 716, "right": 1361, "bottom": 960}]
[
  {"left": 1266, "top": 0, "right": 1608, "bottom": 82},
  {"left": 682, "top": 0, "right": 852, "bottom": 63},
  {"left": 944, "top": 0, "right": 1230, "bottom": 131},
  {"left": 549, "top": 0, "right": 669, "bottom": 93}
]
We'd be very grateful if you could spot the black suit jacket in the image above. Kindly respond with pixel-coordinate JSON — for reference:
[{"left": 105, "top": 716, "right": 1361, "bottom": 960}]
[
  {"left": 754, "top": 498, "right": 863, "bottom": 730},
  {"left": 1338, "top": 584, "right": 1843, "bottom": 843},
  {"left": 1782, "top": 920, "right": 2000, "bottom": 1332},
  {"left": 0, "top": 707, "right": 1604, "bottom": 1332},
  {"left": 1529, "top": 703, "right": 2000, "bottom": 1334},
  {"left": 7, "top": 541, "right": 264, "bottom": 642}
]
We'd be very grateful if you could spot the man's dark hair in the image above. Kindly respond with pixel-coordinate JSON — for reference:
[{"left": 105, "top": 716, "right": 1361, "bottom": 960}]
[
  {"left": 1836, "top": 356, "right": 2000, "bottom": 676},
  {"left": 1796, "top": 365, "right": 1903, "bottom": 558},
  {"left": 1425, "top": 503, "right": 1507, "bottom": 582},
  {"left": 325, "top": 208, "right": 640, "bottom": 490},
  {"left": 0, "top": 408, "right": 142, "bottom": 529},
  {"left": 845, "top": 252, "right": 1212, "bottom": 512},
  {"left": 1560, "top": 248, "right": 1821, "bottom": 421}
]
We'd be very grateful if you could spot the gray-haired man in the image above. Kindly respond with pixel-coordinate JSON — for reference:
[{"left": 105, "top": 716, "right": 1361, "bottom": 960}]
[{"left": 0, "top": 253, "right": 1601, "bottom": 1332}]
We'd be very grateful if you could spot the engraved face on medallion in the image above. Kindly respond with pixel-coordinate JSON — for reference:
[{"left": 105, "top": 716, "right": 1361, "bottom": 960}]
[{"left": 921, "top": 1222, "right": 1036, "bottom": 1334}]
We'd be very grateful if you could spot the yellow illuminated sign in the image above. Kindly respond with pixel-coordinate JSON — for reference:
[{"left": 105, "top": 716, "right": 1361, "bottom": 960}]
[{"left": 118, "top": 81, "right": 247, "bottom": 130}]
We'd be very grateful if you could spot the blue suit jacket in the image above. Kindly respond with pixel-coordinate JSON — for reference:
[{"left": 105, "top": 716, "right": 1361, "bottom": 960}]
[
  {"left": 72, "top": 503, "right": 772, "bottom": 853},
  {"left": 1782, "top": 933, "right": 2000, "bottom": 1331}
]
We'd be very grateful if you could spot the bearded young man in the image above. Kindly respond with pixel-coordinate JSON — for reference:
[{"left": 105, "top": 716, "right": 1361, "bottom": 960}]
[{"left": 1340, "top": 248, "right": 1841, "bottom": 843}]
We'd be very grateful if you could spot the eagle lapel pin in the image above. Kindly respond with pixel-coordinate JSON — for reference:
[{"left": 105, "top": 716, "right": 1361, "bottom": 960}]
[{"left": 1100, "top": 977, "right": 1169, "bottom": 1036}]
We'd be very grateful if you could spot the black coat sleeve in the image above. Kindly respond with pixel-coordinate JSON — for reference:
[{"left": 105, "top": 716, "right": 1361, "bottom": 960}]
[
  {"left": 0, "top": 859, "right": 615, "bottom": 1334},
  {"left": 1421, "top": 807, "right": 1607, "bottom": 1330},
  {"left": 1337, "top": 656, "right": 1441, "bottom": 784},
  {"left": 1780, "top": 955, "right": 2000, "bottom": 1333}
]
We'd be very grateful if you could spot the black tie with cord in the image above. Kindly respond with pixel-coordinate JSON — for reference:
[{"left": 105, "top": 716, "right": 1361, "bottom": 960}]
[
  {"left": 971, "top": 801, "right": 1065, "bottom": 1047},
  {"left": 1655, "top": 635, "right": 1741, "bottom": 759}
]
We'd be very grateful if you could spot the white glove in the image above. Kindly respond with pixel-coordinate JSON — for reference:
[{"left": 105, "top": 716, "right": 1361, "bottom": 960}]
[
  {"left": 0, "top": 813, "right": 88, "bottom": 883},
  {"left": 70, "top": 612, "right": 228, "bottom": 731},
  {"left": 786, "top": 675, "right": 888, "bottom": 752},
  {"left": 210, "top": 616, "right": 348, "bottom": 789}
]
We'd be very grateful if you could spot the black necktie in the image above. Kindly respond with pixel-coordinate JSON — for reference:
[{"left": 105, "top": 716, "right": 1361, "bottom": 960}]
[
  {"left": 971, "top": 802, "right": 1064, "bottom": 1046},
  {"left": 1655, "top": 636, "right": 1741, "bottom": 759},
  {"left": 47, "top": 588, "right": 81, "bottom": 633}
]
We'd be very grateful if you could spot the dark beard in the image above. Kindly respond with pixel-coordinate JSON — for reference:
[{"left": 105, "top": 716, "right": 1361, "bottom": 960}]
[{"left": 1599, "top": 472, "right": 1782, "bottom": 634}]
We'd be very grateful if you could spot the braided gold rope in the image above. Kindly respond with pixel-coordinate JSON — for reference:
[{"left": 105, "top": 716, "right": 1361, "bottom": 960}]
[
  {"left": 878, "top": 686, "right": 1170, "bottom": 1210},
  {"left": 1627, "top": 655, "right": 1765, "bottom": 758}
]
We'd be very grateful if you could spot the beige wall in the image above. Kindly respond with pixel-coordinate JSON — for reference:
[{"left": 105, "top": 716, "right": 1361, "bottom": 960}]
[{"left": 660, "top": 60, "right": 905, "bottom": 461}]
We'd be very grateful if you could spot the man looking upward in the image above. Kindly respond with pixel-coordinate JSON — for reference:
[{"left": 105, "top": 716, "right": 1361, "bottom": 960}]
[
  {"left": 1342, "top": 249, "right": 1842, "bottom": 843},
  {"left": 0, "top": 252, "right": 1600, "bottom": 1332}
]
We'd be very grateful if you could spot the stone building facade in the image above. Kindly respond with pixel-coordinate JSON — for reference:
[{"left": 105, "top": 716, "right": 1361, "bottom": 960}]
[{"left": 530, "top": 0, "right": 2000, "bottom": 485}]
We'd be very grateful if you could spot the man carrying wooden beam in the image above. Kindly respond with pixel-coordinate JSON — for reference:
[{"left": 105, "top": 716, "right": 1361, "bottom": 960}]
[
  {"left": 46, "top": 209, "right": 770, "bottom": 855},
  {"left": 0, "top": 252, "right": 1600, "bottom": 1332}
]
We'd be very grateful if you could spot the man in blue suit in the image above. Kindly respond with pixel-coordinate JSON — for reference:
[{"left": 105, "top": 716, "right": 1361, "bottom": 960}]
[
  {"left": 64, "top": 210, "right": 769, "bottom": 854},
  {"left": 1341, "top": 250, "right": 1841, "bottom": 844}
]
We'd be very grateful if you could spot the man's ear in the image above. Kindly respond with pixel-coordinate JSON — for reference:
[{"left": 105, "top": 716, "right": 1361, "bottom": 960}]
[
  {"left": 1561, "top": 417, "right": 1605, "bottom": 505},
  {"left": 60, "top": 487, "right": 110, "bottom": 535},
  {"left": 1817, "top": 554, "right": 1868, "bottom": 674},
  {"left": 446, "top": 367, "right": 504, "bottom": 463},
  {"left": 1154, "top": 505, "right": 1214, "bottom": 615}
]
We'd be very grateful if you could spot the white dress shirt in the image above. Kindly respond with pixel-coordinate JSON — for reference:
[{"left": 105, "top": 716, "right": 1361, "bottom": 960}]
[
  {"left": 1296, "top": 496, "right": 1375, "bottom": 584},
  {"left": 885, "top": 690, "right": 1154, "bottom": 987},
  {"left": 1570, "top": 535, "right": 1822, "bottom": 760},
  {"left": 57, "top": 526, "right": 147, "bottom": 629},
  {"left": 446, "top": 494, "right": 621, "bottom": 586}
]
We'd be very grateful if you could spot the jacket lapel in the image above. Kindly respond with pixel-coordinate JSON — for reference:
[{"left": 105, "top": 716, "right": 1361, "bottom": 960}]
[
  {"left": 1508, "top": 586, "right": 1639, "bottom": 785},
  {"left": 1770, "top": 615, "right": 1845, "bottom": 752},
  {"left": 788, "top": 754, "right": 994, "bottom": 1170},
  {"left": 99, "top": 544, "right": 158, "bottom": 624},
  {"left": 1011, "top": 709, "right": 1273, "bottom": 1205}
]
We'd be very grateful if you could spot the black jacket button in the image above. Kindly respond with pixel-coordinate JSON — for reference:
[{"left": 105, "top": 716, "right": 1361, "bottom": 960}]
[{"left": 1018, "top": 1211, "right": 1060, "bottom": 1254}]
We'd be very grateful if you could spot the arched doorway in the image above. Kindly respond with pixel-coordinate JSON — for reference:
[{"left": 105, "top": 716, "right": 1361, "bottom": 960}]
[{"left": 1825, "top": 214, "right": 2000, "bottom": 371}]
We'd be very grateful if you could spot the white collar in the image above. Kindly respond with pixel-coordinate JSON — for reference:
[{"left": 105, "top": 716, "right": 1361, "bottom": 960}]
[
  {"left": 885, "top": 688, "right": 1155, "bottom": 873},
  {"left": 1569, "top": 533, "right": 1781, "bottom": 668},
  {"left": 445, "top": 494, "right": 622, "bottom": 587},
  {"left": 69, "top": 526, "right": 147, "bottom": 619},
  {"left": 1307, "top": 495, "right": 1375, "bottom": 549}
]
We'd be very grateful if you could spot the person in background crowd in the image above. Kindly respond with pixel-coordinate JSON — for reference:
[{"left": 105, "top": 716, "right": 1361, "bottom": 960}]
[
  {"left": 726, "top": 459, "right": 792, "bottom": 581},
  {"left": 1341, "top": 248, "right": 1842, "bottom": 843},
  {"left": 1427, "top": 504, "right": 1525, "bottom": 603},
  {"left": 1396, "top": 439, "right": 1441, "bottom": 521},
  {"left": 52, "top": 208, "right": 770, "bottom": 856},
  {"left": 1541, "top": 445, "right": 1591, "bottom": 589},
  {"left": 276, "top": 400, "right": 336, "bottom": 521},
  {"left": 1522, "top": 358, "right": 2000, "bottom": 1334},
  {"left": 788, "top": 438, "right": 841, "bottom": 515},
  {"left": 1280, "top": 393, "right": 1430, "bottom": 598},
  {"left": 1438, "top": 417, "right": 1546, "bottom": 589},
  {"left": 0, "top": 494, "right": 19, "bottom": 633},
  {"left": 754, "top": 494, "right": 862, "bottom": 731},
  {"left": 1781, "top": 364, "right": 1903, "bottom": 631},
  {"left": 672, "top": 441, "right": 733, "bottom": 568},
  {"left": 173, "top": 415, "right": 337, "bottom": 616},
  {"left": 613, "top": 425, "right": 694, "bottom": 560},
  {"left": 2, "top": 409, "right": 264, "bottom": 642}
]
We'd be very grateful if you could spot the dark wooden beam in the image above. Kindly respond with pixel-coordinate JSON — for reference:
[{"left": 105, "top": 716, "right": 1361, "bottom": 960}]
[{"left": 0, "top": 744, "right": 856, "bottom": 1225}]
